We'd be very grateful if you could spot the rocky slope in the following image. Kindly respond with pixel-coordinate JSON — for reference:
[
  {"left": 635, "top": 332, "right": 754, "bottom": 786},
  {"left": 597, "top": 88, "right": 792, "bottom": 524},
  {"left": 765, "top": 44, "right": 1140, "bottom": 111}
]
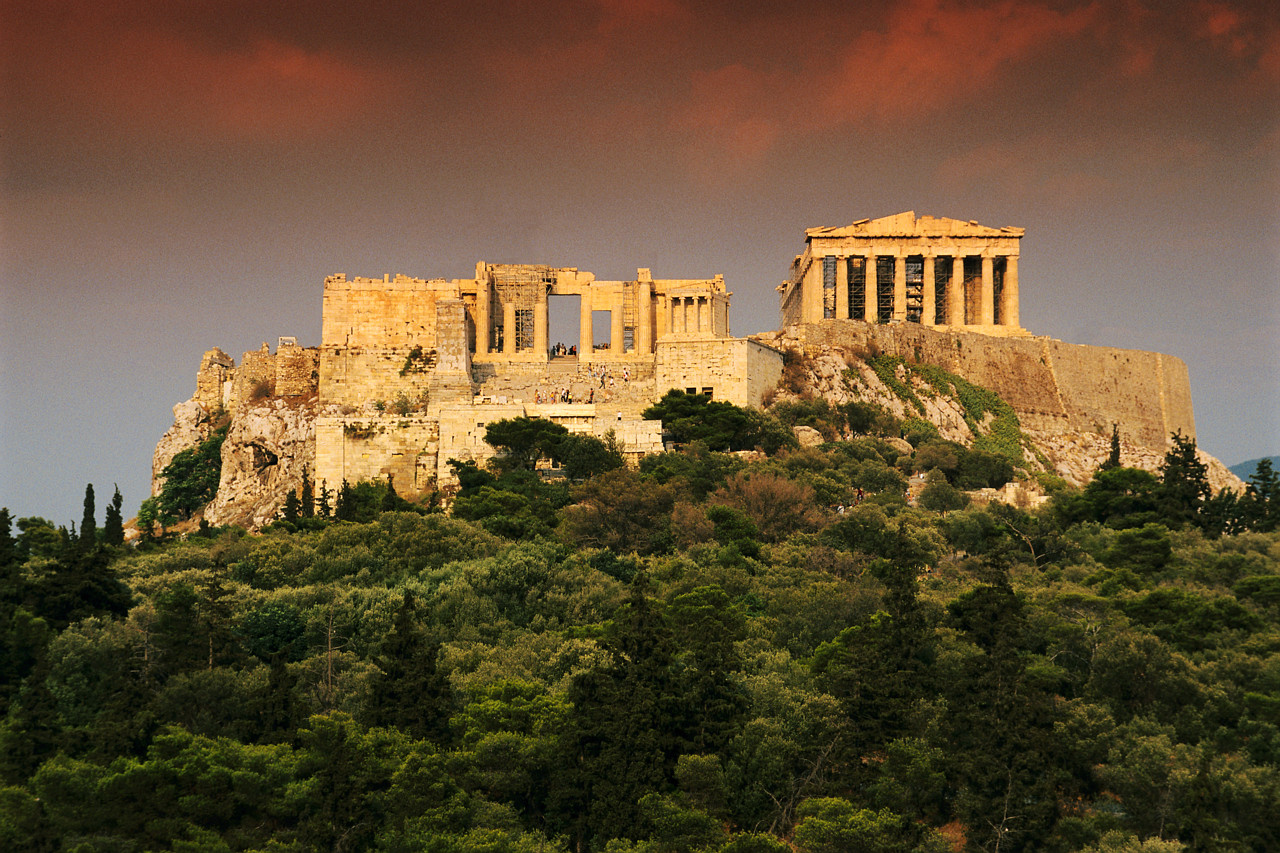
[
  {"left": 151, "top": 395, "right": 326, "bottom": 530},
  {"left": 756, "top": 330, "right": 1243, "bottom": 493}
]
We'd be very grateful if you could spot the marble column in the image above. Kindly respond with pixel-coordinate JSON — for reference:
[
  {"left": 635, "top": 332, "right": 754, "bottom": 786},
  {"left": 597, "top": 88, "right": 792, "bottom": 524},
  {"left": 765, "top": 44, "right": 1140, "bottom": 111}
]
[
  {"left": 502, "top": 301, "right": 516, "bottom": 355},
  {"left": 1002, "top": 255, "right": 1019, "bottom": 328},
  {"left": 611, "top": 296, "right": 625, "bottom": 354},
  {"left": 835, "top": 255, "right": 849, "bottom": 320},
  {"left": 637, "top": 281, "right": 652, "bottom": 353},
  {"left": 922, "top": 254, "right": 936, "bottom": 325},
  {"left": 950, "top": 256, "right": 965, "bottom": 325},
  {"left": 475, "top": 281, "right": 490, "bottom": 354},
  {"left": 698, "top": 296, "right": 710, "bottom": 333},
  {"left": 579, "top": 288, "right": 593, "bottom": 363},
  {"left": 533, "top": 297, "right": 548, "bottom": 358},
  {"left": 980, "top": 254, "right": 995, "bottom": 325},
  {"left": 893, "top": 253, "right": 906, "bottom": 322},
  {"left": 804, "top": 256, "right": 824, "bottom": 323}
]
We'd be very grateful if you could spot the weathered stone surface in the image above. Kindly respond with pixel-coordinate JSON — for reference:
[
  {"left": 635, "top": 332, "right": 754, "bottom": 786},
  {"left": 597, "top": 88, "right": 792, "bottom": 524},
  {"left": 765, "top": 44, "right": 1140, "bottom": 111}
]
[
  {"left": 151, "top": 400, "right": 215, "bottom": 496},
  {"left": 793, "top": 425, "right": 824, "bottom": 447},
  {"left": 202, "top": 398, "right": 319, "bottom": 529}
]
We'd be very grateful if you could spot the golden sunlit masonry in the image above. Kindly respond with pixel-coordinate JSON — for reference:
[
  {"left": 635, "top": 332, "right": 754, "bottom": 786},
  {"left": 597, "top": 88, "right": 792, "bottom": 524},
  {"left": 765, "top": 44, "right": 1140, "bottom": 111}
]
[{"left": 164, "top": 213, "right": 1199, "bottom": 519}]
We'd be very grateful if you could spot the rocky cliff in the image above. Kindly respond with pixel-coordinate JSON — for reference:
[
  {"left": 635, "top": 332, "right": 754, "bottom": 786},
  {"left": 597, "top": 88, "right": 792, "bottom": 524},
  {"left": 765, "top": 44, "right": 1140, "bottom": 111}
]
[{"left": 753, "top": 323, "right": 1242, "bottom": 493}]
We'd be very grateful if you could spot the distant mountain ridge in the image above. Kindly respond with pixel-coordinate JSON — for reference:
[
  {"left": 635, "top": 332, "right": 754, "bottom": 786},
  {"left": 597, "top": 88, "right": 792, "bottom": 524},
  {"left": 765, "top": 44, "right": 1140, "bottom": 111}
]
[{"left": 1230, "top": 456, "right": 1280, "bottom": 480}]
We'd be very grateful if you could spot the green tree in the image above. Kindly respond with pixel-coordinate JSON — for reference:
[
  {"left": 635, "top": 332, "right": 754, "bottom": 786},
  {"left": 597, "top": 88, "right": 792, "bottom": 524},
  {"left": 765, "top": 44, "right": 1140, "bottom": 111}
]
[
  {"left": 1101, "top": 424, "right": 1122, "bottom": 470},
  {"left": 643, "top": 389, "right": 790, "bottom": 452},
  {"left": 102, "top": 486, "right": 124, "bottom": 546},
  {"left": 156, "top": 426, "right": 227, "bottom": 520},
  {"left": 78, "top": 483, "right": 96, "bottom": 548},
  {"left": 485, "top": 416, "right": 570, "bottom": 471},
  {"left": 365, "top": 591, "right": 453, "bottom": 742},
  {"left": 1243, "top": 457, "right": 1279, "bottom": 531},
  {"left": 556, "top": 432, "right": 624, "bottom": 480},
  {"left": 1157, "top": 431, "right": 1210, "bottom": 529}
]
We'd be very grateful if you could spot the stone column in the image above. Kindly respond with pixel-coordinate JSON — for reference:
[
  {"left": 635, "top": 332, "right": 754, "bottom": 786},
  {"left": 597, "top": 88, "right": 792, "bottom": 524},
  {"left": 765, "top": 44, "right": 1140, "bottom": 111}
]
[
  {"left": 950, "top": 256, "right": 965, "bottom": 325},
  {"left": 804, "top": 255, "right": 824, "bottom": 323},
  {"left": 698, "top": 296, "right": 710, "bottom": 333},
  {"left": 637, "top": 281, "right": 652, "bottom": 353},
  {"left": 611, "top": 296, "right": 625, "bottom": 354},
  {"left": 980, "top": 253, "right": 995, "bottom": 325},
  {"left": 534, "top": 296, "right": 548, "bottom": 358},
  {"left": 502, "top": 301, "right": 516, "bottom": 355},
  {"left": 579, "top": 288, "right": 593, "bottom": 363},
  {"left": 893, "top": 253, "right": 906, "bottom": 322},
  {"left": 864, "top": 251, "right": 877, "bottom": 322},
  {"left": 1002, "top": 255, "right": 1019, "bottom": 328},
  {"left": 835, "top": 255, "right": 849, "bottom": 320},
  {"left": 922, "top": 254, "right": 936, "bottom": 325},
  {"left": 475, "top": 281, "right": 490, "bottom": 354}
]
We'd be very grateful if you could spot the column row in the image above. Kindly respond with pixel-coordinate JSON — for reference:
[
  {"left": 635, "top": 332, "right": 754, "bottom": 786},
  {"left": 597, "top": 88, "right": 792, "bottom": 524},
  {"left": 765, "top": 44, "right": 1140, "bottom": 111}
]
[{"left": 817, "top": 252, "right": 1019, "bottom": 328}]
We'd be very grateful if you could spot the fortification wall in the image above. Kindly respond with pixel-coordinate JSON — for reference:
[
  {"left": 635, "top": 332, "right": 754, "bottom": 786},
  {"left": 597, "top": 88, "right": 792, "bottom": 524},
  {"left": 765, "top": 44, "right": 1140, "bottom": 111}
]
[
  {"left": 775, "top": 321, "right": 1195, "bottom": 450},
  {"left": 314, "top": 416, "right": 440, "bottom": 497},
  {"left": 654, "top": 338, "right": 784, "bottom": 408}
]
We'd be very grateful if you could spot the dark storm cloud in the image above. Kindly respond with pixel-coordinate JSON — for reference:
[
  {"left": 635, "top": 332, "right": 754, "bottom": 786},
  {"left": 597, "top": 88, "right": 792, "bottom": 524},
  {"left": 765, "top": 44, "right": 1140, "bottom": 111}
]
[{"left": 1, "top": 0, "right": 1277, "bottom": 520}]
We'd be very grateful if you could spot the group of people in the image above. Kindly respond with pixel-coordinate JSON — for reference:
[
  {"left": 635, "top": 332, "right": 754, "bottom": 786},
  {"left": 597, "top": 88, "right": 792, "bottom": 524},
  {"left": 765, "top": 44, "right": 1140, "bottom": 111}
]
[
  {"left": 551, "top": 342, "right": 577, "bottom": 357},
  {"left": 588, "top": 363, "right": 628, "bottom": 389},
  {"left": 535, "top": 387, "right": 596, "bottom": 405}
]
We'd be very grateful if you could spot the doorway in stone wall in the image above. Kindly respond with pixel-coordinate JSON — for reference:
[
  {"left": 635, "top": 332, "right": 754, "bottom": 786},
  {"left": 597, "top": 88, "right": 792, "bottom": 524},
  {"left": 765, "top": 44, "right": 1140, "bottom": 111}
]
[
  {"left": 592, "top": 310, "right": 613, "bottom": 354},
  {"left": 548, "top": 294, "right": 581, "bottom": 359}
]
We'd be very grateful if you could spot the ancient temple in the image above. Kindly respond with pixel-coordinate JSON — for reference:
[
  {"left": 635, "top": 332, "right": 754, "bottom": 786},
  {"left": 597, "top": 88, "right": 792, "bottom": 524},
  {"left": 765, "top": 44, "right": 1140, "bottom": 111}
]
[{"left": 779, "top": 211, "right": 1025, "bottom": 333}]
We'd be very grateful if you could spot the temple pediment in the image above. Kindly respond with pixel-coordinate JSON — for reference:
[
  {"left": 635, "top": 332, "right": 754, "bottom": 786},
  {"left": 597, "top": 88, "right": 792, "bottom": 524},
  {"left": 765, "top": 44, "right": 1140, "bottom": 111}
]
[{"left": 806, "top": 211, "right": 1024, "bottom": 240}]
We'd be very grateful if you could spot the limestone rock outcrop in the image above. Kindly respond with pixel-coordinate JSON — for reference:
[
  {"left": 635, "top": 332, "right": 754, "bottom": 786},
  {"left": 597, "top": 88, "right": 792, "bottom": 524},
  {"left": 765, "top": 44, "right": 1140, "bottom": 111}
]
[
  {"left": 151, "top": 400, "right": 218, "bottom": 496},
  {"left": 756, "top": 325, "right": 1244, "bottom": 492},
  {"left": 202, "top": 398, "right": 319, "bottom": 529}
]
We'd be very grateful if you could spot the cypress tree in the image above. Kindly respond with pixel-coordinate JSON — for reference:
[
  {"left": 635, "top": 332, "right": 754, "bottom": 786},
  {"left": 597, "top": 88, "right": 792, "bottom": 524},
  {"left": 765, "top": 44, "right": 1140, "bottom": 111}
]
[
  {"left": 365, "top": 591, "right": 452, "bottom": 741},
  {"left": 1101, "top": 423, "right": 1122, "bottom": 470},
  {"left": 0, "top": 508, "right": 15, "bottom": 572},
  {"left": 102, "top": 486, "right": 125, "bottom": 547},
  {"left": 300, "top": 475, "right": 315, "bottom": 518},
  {"left": 79, "top": 484, "right": 96, "bottom": 548}
]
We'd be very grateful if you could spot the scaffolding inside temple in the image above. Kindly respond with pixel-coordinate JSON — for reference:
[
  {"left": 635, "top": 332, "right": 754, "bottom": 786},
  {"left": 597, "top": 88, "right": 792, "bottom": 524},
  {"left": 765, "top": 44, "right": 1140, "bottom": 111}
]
[
  {"left": 877, "top": 257, "right": 894, "bottom": 323},
  {"left": 849, "top": 257, "right": 865, "bottom": 320},
  {"left": 905, "top": 256, "right": 924, "bottom": 323},
  {"left": 934, "top": 257, "right": 951, "bottom": 324},
  {"left": 490, "top": 265, "right": 554, "bottom": 351},
  {"left": 822, "top": 257, "right": 837, "bottom": 319}
]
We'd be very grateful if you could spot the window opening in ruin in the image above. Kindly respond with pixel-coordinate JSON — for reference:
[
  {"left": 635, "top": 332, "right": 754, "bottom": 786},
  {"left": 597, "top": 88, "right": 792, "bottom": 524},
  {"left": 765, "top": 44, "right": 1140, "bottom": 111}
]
[
  {"left": 848, "top": 257, "right": 865, "bottom": 320},
  {"left": 822, "top": 256, "right": 837, "bottom": 319},
  {"left": 963, "top": 257, "right": 982, "bottom": 325},
  {"left": 701, "top": 387, "right": 714, "bottom": 397},
  {"left": 548, "top": 294, "right": 582, "bottom": 358},
  {"left": 992, "top": 258, "right": 1005, "bottom": 326},
  {"left": 592, "top": 310, "right": 613, "bottom": 351},
  {"left": 905, "top": 256, "right": 924, "bottom": 323},
  {"left": 934, "top": 256, "right": 951, "bottom": 324},
  {"left": 876, "top": 257, "right": 894, "bottom": 323},
  {"left": 686, "top": 387, "right": 698, "bottom": 395}
]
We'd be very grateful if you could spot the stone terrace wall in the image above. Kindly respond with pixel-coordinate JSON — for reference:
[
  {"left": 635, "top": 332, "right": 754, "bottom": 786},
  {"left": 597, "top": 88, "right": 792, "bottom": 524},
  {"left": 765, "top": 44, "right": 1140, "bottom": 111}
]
[
  {"left": 654, "top": 338, "right": 784, "bottom": 408},
  {"left": 770, "top": 321, "right": 1195, "bottom": 451}
]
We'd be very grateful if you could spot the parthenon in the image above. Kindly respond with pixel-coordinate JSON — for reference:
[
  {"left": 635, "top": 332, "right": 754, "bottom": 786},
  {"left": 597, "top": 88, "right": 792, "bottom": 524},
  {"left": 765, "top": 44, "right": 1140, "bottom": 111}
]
[{"left": 779, "top": 211, "right": 1025, "bottom": 333}]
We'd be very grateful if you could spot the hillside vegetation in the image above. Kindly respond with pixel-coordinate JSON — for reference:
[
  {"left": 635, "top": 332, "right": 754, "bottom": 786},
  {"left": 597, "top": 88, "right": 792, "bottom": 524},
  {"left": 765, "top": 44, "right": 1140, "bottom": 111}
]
[{"left": 3, "top": 403, "right": 1280, "bottom": 852}]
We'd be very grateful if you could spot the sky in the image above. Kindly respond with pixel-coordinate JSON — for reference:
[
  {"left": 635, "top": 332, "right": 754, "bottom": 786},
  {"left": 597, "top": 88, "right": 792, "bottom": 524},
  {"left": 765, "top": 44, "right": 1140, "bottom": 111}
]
[{"left": 2, "top": 0, "right": 1278, "bottom": 524}]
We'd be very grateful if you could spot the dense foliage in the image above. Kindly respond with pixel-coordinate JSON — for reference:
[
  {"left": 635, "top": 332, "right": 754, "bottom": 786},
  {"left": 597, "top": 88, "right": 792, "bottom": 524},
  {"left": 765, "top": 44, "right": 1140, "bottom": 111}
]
[{"left": 2, "top": 429, "right": 1279, "bottom": 852}]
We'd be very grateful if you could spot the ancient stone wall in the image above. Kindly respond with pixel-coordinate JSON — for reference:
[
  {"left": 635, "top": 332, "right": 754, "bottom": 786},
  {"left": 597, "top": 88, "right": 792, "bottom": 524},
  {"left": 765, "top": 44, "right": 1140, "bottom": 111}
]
[
  {"left": 275, "top": 342, "right": 319, "bottom": 397},
  {"left": 772, "top": 321, "right": 1195, "bottom": 450},
  {"left": 654, "top": 338, "right": 784, "bottom": 408},
  {"left": 194, "top": 348, "right": 235, "bottom": 411}
]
